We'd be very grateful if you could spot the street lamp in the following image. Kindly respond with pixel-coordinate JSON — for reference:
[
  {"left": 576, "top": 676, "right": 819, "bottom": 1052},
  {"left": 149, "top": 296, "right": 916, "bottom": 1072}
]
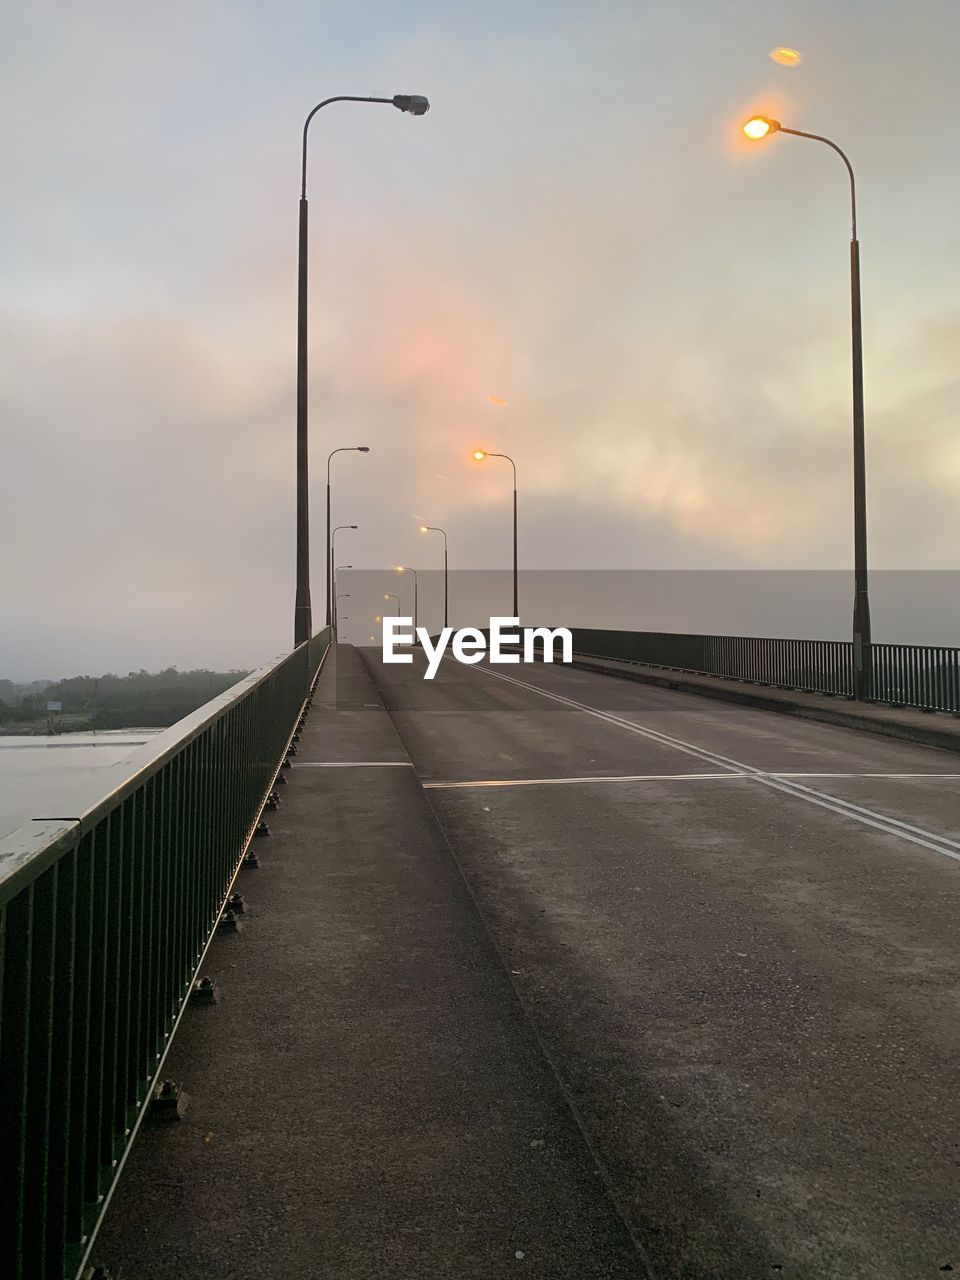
[
  {"left": 472, "top": 450, "right": 518, "bottom": 620},
  {"left": 383, "top": 594, "right": 400, "bottom": 615},
  {"left": 294, "top": 92, "right": 430, "bottom": 647},
  {"left": 742, "top": 115, "right": 872, "bottom": 700},
  {"left": 396, "top": 566, "right": 418, "bottom": 633},
  {"left": 330, "top": 525, "right": 357, "bottom": 629},
  {"left": 326, "top": 447, "right": 369, "bottom": 626},
  {"left": 333, "top": 565, "right": 352, "bottom": 636},
  {"left": 335, "top": 593, "right": 350, "bottom": 640},
  {"left": 420, "top": 525, "right": 449, "bottom": 629}
]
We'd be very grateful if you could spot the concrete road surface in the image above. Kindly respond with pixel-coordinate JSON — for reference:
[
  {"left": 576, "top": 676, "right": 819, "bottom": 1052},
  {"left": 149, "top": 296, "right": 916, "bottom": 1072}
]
[{"left": 363, "top": 646, "right": 960, "bottom": 1279}]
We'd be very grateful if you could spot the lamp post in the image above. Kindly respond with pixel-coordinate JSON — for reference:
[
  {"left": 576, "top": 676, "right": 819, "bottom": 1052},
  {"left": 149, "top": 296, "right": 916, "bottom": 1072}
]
[
  {"left": 742, "top": 115, "right": 871, "bottom": 700},
  {"left": 333, "top": 565, "right": 352, "bottom": 636},
  {"left": 420, "top": 525, "right": 448, "bottom": 629},
  {"left": 335, "top": 594, "right": 350, "bottom": 640},
  {"left": 472, "top": 450, "right": 518, "bottom": 620},
  {"left": 294, "top": 92, "right": 430, "bottom": 647},
  {"left": 396, "top": 566, "right": 418, "bottom": 633},
  {"left": 326, "top": 447, "right": 369, "bottom": 626},
  {"left": 383, "top": 594, "right": 400, "bottom": 615},
  {"left": 330, "top": 525, "right": 357, "bottom": 630}
]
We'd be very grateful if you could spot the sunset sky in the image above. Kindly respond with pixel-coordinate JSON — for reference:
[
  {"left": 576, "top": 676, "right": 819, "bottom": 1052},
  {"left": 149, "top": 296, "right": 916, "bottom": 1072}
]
[{"left": 2, "top": 0, "right": 958, "bottom": 676}]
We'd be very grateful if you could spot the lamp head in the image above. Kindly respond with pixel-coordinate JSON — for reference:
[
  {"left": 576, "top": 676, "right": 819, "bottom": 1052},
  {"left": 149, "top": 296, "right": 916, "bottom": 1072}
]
[
  {"left": 393, "top": 94, "right": 430, "bottom": 116},
  {"left": 357, "top": 446, "right": 370, "bottom": 453},
  {"left": 472, "top": 450, "right": 486, "bottom": 462},
  {"left": 742, "top": 116, "right": 780, "bottom": 140},
  {"left": 420, "top": 526, "right": 429, "bottom": 533}
]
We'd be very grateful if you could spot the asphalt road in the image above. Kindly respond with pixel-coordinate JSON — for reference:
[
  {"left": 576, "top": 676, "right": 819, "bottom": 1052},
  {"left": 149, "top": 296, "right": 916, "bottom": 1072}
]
[{"left": 363, "top": 646, "right": 960, "bottom": 1280}]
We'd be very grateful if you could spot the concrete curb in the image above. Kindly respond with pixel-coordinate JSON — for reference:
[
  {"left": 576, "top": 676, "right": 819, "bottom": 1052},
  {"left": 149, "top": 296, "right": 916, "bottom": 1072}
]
[{"left": 566, "top": 653, "right": 960, "bottom": 756}]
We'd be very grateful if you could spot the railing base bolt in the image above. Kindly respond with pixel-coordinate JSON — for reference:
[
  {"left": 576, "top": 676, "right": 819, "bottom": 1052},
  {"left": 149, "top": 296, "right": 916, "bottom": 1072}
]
[
  {"left": 254, "top": 821, "right": 270, "bottom": 838},
  {"left": 243, "top": 850, "right": 261, "bottom": 868},
  {"left": 227, "top": 891, "right": 246, "bottom": 914},
  {"left": 190, "top": 976, "right": 220, "bottom": 1005},
  {"left": 218, "top": 909, "right": 241, "bottom": 934},
  {"left": 266, "top": 791, "right": 281, "bottom": 810},
  {"left": 149, "top": 1079, "right": 189, "bottom": 1122},
  {"left": 274, "top": 772, "right": 288, "bottom": 785}
]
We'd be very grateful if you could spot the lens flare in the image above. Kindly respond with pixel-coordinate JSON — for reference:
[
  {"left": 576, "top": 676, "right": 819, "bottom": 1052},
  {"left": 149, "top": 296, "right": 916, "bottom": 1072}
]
[
  {"left": 473, "top": 450, "right": 486, "bottom": 461},
  {"left": 770, "top": 46, "right": 803, "bottom": 66},
  {"left": 488, "top": 395, "right": 508, "bottom": 406}
]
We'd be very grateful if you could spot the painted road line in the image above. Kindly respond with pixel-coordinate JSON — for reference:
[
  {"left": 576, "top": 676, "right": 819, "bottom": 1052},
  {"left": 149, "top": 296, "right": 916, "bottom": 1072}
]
[
  {"left": 292, "top": 761, "right": 413, "bottom": 768},
  {"left": 475, "top": 665, "right": 960, "bottom": 866},
  {"left": 425, "top": 773, "right": 743, "bottom": 789},
  {"left": 424, "top": 771, "right": 960, "bottom": 790}
]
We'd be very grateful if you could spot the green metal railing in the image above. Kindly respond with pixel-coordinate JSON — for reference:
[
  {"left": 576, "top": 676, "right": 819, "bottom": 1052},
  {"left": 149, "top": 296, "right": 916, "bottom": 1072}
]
[
  {"left": 568, "top": 628, "right": 960, "bottom": 712},
  {"left": 0, "top": 628, "right": 329, "bottom": 1280}
]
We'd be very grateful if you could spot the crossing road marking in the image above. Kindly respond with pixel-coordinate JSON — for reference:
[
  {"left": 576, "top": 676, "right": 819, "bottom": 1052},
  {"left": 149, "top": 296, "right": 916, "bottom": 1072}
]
[{"left": 473, "top": 665, "right": 960, "bottom": 865}]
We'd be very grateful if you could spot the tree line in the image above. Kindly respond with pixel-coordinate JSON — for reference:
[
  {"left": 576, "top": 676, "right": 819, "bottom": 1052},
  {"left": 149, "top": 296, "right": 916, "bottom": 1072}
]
[{"left": 0, "top": 667, "right": 250, "bottom": 733}]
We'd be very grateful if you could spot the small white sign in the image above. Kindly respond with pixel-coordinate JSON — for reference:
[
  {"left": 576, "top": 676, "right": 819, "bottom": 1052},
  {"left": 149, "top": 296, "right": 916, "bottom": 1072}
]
[{"left": 47, "top": 700, "right": 63, "bottom": 712}]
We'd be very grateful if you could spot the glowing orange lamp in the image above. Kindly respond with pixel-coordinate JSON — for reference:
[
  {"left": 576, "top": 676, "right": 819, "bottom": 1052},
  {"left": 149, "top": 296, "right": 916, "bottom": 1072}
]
[{"left": 742, "top": 116, "right": 780, "bottom": 140}]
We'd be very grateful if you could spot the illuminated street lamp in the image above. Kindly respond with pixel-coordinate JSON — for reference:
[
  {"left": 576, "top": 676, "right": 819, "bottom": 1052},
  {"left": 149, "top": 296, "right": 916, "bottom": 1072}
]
[
  {"left": 742, "top": 115, "right": 872, "bottom": 699},
  {"left": 326, "top": 447, "right": 369, "bottom": 626},
  {"left": 420, "top": 525, "right": 449, "bottom": 628},
  {"left": 396, "top": 566, "right": 418, "bottom": 633},
  {"left": 472, "top": 450, "right": 518, "bottom": 620},
  {"left": 742, "top": 115, "right": 778, "bottom": 140},
  {"left": 294, "top": 93, "right": 430, "bottom": 646},
  {"left": 383, "top": 594, "right": 400, "bottom": 616}
]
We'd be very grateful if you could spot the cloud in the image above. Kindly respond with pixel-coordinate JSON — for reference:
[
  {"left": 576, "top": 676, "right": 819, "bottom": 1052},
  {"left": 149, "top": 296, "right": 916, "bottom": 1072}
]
[{"left": 2, "top": 0, "right": 959, "bottom": 677}]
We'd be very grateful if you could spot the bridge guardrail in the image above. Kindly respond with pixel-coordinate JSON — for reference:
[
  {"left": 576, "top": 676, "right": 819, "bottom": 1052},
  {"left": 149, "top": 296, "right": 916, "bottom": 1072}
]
[
  {"left": 0, "top": 627, "right": 330, "bottom": 1280},
  {"left": 568, "top": 628, "right": 960, "bottom": 713}
]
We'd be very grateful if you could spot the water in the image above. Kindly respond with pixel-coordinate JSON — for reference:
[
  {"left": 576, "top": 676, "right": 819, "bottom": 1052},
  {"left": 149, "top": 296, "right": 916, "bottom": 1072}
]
[{"left": 0, "top": 730, "right": 161, "bottom": 840}]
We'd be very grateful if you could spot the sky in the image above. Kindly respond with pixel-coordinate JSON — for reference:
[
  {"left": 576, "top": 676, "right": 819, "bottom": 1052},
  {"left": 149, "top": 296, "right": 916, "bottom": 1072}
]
[{"left": 1, "top": 0, "right": 958, "bottom": 678}]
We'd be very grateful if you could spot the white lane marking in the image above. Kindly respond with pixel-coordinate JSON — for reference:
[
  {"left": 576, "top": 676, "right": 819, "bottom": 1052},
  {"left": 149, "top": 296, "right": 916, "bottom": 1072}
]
[
  {"left": 423, "top": 771, "right": 960, "bottom": 791},
  {"left": 292, "top": 761, "right": 413, "bottom": 768},
  {"left": 475, "top": 665, "right": 960, "bottom": 865},
  {"left": 773, "top": 773, "right": 960, "bottom": 779},
  {"left": 425, "top": 773, "right": 741, "bottom": 789}
]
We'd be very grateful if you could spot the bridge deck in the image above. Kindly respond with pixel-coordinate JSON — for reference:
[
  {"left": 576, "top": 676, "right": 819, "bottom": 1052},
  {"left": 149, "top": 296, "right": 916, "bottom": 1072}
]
[
  {"left": 96, "top": 645, "right": 643, "bottom": 1279},
  {"left": 98, "top": 644, "right": 960, "bottom": 1279}
]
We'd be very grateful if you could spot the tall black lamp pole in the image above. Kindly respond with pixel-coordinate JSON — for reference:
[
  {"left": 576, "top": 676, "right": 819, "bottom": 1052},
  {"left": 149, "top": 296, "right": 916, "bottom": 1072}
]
[
  {"left": 742, "top": 116, "right": 871, "bottom": 699},
  {"left": 420, "top": 525, "right": 449, "bottom": 628},
  {"left": 326, "top": 447, "right": 369, "bottom": 626},
  {"left": 473, "top": 450, "right": 518, "bottom": 621},
  {"left": 294, "top": 93, "right": 430, "bottom": 647}
]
